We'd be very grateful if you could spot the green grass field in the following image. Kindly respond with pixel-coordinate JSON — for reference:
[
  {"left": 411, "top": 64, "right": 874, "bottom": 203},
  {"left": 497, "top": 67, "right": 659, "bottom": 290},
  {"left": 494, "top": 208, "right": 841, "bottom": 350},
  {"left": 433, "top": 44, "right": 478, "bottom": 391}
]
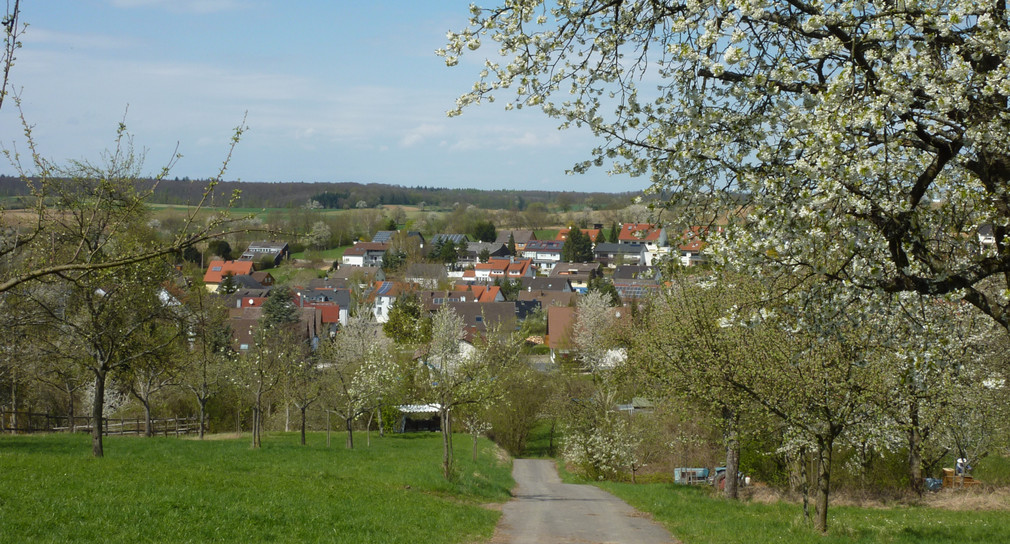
[
  {"left": 289, "top": 246, "right": 351, "bottom": 262},
  {"left": 0, "top": 432, "right": 512, "bottom": 544},
  {"left": 591, "top": 480, "right": 1010, "bottom": 544}
]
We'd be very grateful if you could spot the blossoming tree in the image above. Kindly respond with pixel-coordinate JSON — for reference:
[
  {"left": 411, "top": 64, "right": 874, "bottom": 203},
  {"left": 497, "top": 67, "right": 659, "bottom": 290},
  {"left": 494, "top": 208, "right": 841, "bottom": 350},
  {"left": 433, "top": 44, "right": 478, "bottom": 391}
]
[{"left": 442, "top": 0, "right": 1010, "bottom": 328}]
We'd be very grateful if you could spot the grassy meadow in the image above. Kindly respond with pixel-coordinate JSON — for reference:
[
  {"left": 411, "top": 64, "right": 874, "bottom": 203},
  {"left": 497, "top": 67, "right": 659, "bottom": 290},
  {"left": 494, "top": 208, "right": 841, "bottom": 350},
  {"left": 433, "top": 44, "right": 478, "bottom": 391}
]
[
  {"left": 0, "top": 432, "right": 512, "bottom": 544},
  {"left": 592, "top": 479, "right": 1009, "bottom": 544}
]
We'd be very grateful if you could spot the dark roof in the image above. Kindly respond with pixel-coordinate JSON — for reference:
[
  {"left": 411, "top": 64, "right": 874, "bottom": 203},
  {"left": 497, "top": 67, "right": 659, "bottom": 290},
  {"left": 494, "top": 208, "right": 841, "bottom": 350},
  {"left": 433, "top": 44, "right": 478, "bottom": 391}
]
[
  {"left": 519, "top": 277, "right": 572, "bottom": 292},
  {"left": 518, "top": 290, "right": 578, "bottom": 307},
  {"left": 305, "top": 278, "right": 340, "bottom": 290},
  {"left": 430, "top": 233, "right": 470, "bottom": 245},
  {"left": 446, "top": 301, "right": 519, "bottom": 332},
  {"left": 371, "top": 230, "right": 396, "bottom": 243},
  {"left": 246, "top": 241, "right": 290, "bottom": 251},
  {"left": 494, "top": 230, "right": 536, "bottom": 245},
  {"left": 549, "top": 263, "right": 601, "bottom": 278},
  {"left": 343, "top": 242, "right": 389, "bottom": 256},
  {"left": 332, "top": 289, "right": 351, "bottom": 308},
  {"left": 250, "top": 271, "right": 274, "bottom": 284},
  {"left": 228, "top": 274, "right": 265, "bottom": 289},
  {"left": 613, "top": 265, "right": 660, "bottom": 281},
  {"left": 524, "top": 240, "right": 565, "bottom": 251},
  {"left": 594, "top": 242, "right": 644, "bottom": 255},
  {"left": 465, "top": 242, "right": 510, "bottom": 256}
]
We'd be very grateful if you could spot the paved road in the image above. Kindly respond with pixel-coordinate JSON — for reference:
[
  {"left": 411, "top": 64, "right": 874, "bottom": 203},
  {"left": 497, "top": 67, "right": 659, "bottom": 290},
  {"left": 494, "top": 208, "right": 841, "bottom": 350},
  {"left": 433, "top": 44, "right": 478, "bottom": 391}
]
[{"left": 490, "top": 459, "right": 679, "bottom": 544}]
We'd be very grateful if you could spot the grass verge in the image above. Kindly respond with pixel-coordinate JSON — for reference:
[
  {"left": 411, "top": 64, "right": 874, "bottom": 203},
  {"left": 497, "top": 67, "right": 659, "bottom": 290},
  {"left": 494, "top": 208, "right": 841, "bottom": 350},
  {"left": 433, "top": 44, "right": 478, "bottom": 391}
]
[
  {"left": 591, "top": 479, "right": 1010, "bottom": 543},
  {"left": 0, "top": 432, "right": 512, "bottom": 544}
]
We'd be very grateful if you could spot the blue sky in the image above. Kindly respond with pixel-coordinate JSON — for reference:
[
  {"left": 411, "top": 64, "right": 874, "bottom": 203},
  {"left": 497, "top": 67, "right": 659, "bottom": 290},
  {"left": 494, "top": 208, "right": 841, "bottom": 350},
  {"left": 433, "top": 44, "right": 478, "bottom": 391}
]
[{"left": 1, "top": 0, "right": 645, "bottom": 193}]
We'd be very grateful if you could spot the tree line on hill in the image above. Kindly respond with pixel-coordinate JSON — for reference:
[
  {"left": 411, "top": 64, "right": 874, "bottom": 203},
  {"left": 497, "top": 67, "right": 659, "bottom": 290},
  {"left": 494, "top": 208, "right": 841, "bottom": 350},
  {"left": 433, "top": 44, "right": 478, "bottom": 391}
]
[{"left": 0, "top": 175, "right": 636, "bottom": 211}]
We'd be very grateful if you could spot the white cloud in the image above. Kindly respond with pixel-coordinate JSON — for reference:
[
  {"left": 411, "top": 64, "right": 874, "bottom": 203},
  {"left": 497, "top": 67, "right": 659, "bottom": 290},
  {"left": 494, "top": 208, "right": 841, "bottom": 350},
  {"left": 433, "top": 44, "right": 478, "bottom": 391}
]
[
  {"left": 446, "top": 127, "right": 563, "bottom": 152},
  {"left": 400, "top": 123, "right": 447, "bottom": 147}
]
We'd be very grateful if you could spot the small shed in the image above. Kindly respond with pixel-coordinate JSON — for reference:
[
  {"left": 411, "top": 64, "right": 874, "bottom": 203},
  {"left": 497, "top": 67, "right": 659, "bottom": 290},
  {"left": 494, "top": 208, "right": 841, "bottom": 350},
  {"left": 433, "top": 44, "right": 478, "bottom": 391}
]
[{"left": 397, "top": 404, "right": 441, "bottom": 433}]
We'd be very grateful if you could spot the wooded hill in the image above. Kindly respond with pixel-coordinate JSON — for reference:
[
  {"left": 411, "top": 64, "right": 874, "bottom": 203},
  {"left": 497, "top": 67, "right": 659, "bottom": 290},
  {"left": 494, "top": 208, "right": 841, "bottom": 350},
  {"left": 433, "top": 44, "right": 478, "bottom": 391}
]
[{"left": 0, "top": 175, "right": 637, "bottom": 211}]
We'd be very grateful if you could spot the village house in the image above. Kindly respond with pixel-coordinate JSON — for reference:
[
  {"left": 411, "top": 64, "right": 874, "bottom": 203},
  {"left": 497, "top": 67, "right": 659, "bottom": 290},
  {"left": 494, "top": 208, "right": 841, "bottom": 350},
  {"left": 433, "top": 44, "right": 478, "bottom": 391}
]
[
  {"left": 593, "top": 242, "right": 646, "bottom": 268},
  {"left": 549, "top": 262, "right": 602, "bottom": 293},
  {"left": 239, "top": 241, "right": 290, "bottom": 266},
  {"left": 460, "top": 242, "right": 511, "bottom": 266},
  {"left": 677, "top": 226, "right": 722, "bottom": 267},
  {"left": 203, "top": 260, "right": 255, "bottom": 291},
  {"left": 521, "top": 240, "right": 565, "bottom": 273},
  {"left": 341, "top": 242, "right": 389, "bottom": 268},
  {"left": 618, "top": 223, "right": 667, "bottom": 247},
  {"left": 612, "top": 265, "right": 662, "bottom": 301},
  {"left": 556, "top": 227, "right": 602, "bottom": 243},
  {"left": 367, "top": 280, "right": 409, "bottom": 323},
  {"left": 465, "top": 257, "right": 535, "bottom": 282},
  {"left": 494, "top": 229, "right": 537, "bottom": 252}
]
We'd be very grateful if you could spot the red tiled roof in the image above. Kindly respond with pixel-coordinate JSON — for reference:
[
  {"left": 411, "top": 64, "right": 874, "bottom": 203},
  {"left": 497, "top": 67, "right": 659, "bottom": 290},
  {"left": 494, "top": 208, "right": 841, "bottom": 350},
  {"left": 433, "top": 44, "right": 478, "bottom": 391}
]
[
  {"left": 619, "top": 223, "right": 662, "bottom": 242},
  {"left": 678, "top": 226, "right": 721, "bottom": 252},
  {"left": 506, "top": 259, "right": 533, "bottom": 277},
  {"left": 453, "top": 284, "right": 502, "bottom": 303},
  {"left": 315, "top": 305, "right": 342, "bottom": 324},
  {"left": 475, "top": 260, "right": 510, "bottom": 273},
  {"left": 204, "top": 260, "right": 254, "bottom": 284},
  {"left": 546, "top": 306, "right": 575, "bottom": 350}
]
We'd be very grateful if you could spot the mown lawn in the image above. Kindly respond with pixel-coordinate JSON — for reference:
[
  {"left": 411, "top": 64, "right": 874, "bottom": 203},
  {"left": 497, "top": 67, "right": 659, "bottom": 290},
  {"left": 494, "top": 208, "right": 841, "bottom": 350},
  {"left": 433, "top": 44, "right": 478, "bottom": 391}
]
[
  {"left": 590, "top": 479, "right": 1010, "bottom": 544},
  {"left": 289, "top": 246, "right": 351, "bottom": 262},
  {"left": 0, "top": 432, "right": 513, "bottom": 544}
]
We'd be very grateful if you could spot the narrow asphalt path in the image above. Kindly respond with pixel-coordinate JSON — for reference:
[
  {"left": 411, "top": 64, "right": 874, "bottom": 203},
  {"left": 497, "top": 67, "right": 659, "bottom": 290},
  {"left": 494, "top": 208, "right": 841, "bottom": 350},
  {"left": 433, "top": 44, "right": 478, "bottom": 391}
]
[{"left": 490, "top": 459, "right": 679, "bottom": 544}]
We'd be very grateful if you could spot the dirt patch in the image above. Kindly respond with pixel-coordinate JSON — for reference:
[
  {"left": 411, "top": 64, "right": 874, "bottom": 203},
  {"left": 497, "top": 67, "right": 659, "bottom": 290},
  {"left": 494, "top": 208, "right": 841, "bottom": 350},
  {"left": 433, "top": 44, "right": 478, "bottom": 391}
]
[
  {"left": 182, "top": 432, "right": 242, "bottom": 441},
  {"left": 741, "top": 484, "right": 1010, "bottom": 511},
  {"left": 923, "top": 487, "right": 1010, "bottom": 511},
  {"left": 493, "top": 444, "right": 512, "bottom": 466}
]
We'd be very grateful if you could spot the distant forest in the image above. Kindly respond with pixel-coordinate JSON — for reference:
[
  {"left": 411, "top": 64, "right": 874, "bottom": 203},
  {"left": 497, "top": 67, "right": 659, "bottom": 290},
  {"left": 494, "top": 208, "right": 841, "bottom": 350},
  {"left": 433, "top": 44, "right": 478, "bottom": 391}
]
[{"left": 0, "top": 175, "right": 637, "bottom": 211}]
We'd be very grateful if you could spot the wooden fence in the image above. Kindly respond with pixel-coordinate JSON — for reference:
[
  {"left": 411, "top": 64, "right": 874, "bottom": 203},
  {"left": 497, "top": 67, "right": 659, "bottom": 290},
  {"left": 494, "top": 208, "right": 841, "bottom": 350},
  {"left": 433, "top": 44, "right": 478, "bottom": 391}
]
[{"left": 0, "top": 410, "right": 199, "bottom": 437}]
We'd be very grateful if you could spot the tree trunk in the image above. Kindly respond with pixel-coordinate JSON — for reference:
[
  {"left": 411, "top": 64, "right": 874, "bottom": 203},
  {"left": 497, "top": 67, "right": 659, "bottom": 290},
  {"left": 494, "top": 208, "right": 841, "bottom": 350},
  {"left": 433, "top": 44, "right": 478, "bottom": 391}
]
[
  {"left": 472, "top": 430, "right": 479, "bottom": 462},
  {"left": 91, "top": 371, "right": 106, "bottom": 458},
  {"left": 251, "top": 405, "right": 261, "bottom": 449},
  {"left": 300, "top": 406, "right": 307, "bottom": 446},
  {"left": 549, "top": 419, "right": 557, "bottom": 456},
  {"left": 908, "top": 398, "right": 924, "bottom": 496},
  {"left": 142, "top": 398, "right": 153, "bottom": 438},
  {"left": 799, "top": 446, "right": 810, "bottom": 522},
  {"left": 723, "top": 407, "right": 740, "bottom": 500},
  {"left": 441, "top": 409, "right": 454, "bottom": 479},
  {"left": 68, "top": 395, "right": 76, "bottom": 433},
  {"left": 11, "top": 379, "right": 18, "bottom": 433},
  {"left": 345, "top": 417, "right": 354, "bottom": 449},
  {"left": 814, "top": 433, "right": 836, "bottom": 534},
  {"left": 377, "top": 405, "right": 384, "bottom": 438},
  {"left": 197, "top": 398, "right": 207, "bottom": 439}
]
